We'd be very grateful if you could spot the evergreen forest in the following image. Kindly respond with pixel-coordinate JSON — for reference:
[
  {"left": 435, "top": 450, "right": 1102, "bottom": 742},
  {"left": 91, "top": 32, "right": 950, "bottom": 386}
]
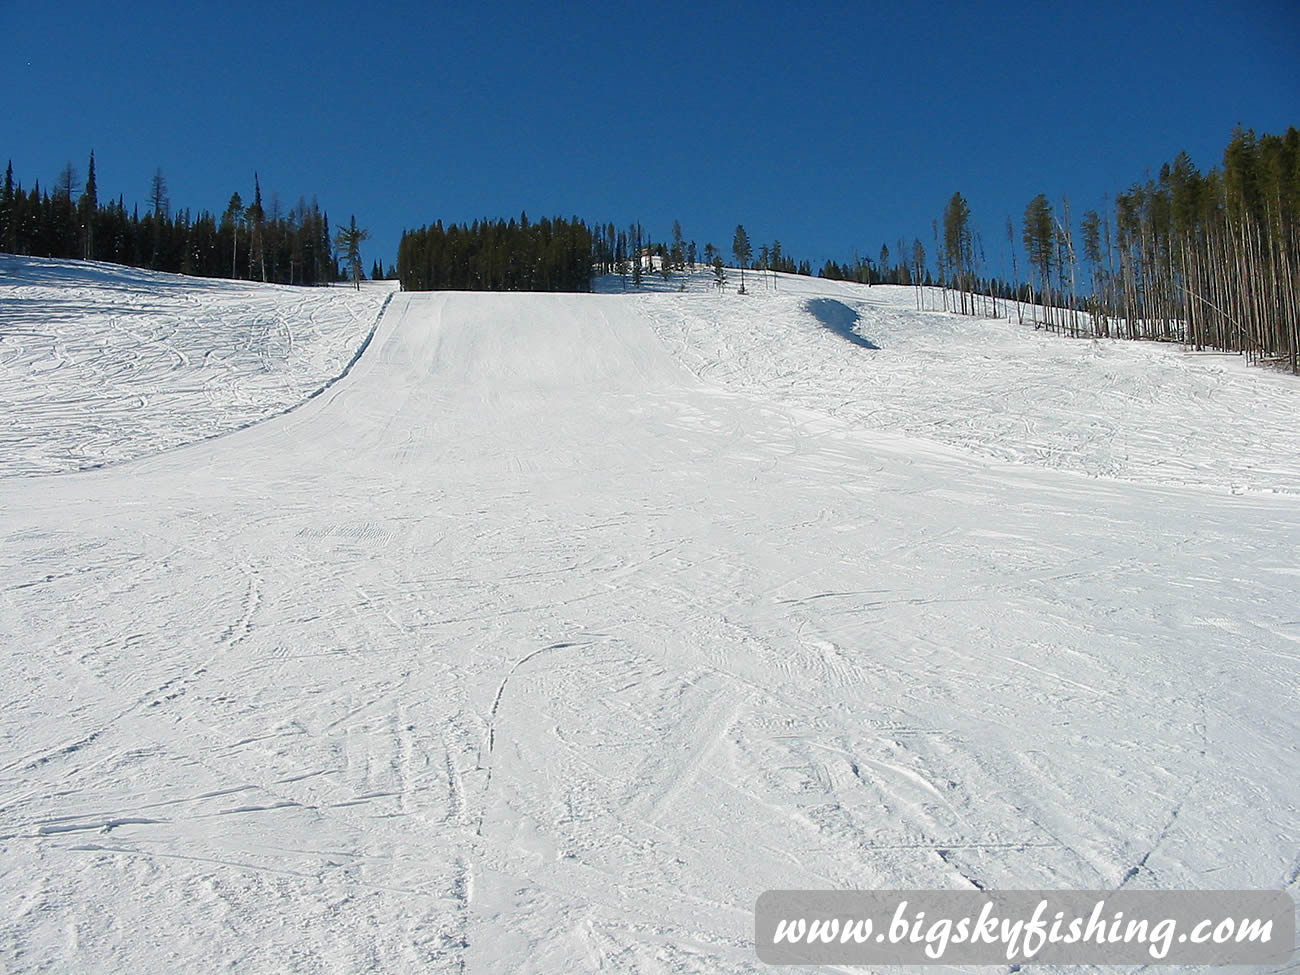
[{"left": 0, "top": 154, "right": 340, "bottom": 286}]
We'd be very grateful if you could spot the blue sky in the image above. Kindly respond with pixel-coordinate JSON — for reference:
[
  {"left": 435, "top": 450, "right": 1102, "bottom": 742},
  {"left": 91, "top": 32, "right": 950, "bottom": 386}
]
[{"left": 3, "top": 0, "right": 1296, "bottom": 276}]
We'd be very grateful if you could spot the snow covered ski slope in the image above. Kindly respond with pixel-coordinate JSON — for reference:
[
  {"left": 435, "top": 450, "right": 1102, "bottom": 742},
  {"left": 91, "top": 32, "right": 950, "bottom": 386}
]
[
  {"left": 620, "top": 270, "right": 1300, "bottom": 494},
  {"left": 2, "top": 261, "right": 1298, "bottom": 973},
  {"left": 0, "top": 256, "right": 390, "bottom": 475}
]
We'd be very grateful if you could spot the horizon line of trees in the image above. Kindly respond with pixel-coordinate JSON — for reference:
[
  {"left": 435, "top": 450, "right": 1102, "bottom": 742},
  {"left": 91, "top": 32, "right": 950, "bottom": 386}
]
[
  {"left": 397, "top": 216, "right": 817, "bottom": 295},
  {"left": 399, "top": 210, "right": 834, "bottom": 295},
  {"left": 0, "top": 153, "right": 343, "bottom": 286},
  {"left": 6, "top": 131, "right": 1297, "bottom": 372}
]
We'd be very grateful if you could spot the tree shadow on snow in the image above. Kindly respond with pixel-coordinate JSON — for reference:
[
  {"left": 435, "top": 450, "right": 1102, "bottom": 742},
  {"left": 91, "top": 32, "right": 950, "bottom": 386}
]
[{"left": 806, "top": 298, "right": 879, "bottom": 349}]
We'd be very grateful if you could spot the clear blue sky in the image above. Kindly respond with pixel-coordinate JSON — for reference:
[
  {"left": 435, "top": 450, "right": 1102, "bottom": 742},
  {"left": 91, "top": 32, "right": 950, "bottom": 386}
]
[{"left": 3, "top": 0, "right": 1296, "bottom": 277}]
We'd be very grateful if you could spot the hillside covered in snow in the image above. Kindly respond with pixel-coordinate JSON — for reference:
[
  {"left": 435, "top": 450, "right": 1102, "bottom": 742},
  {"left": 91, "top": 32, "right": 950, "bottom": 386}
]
[
  {"left": 0, "top": 255, "right": 391, "bottom": 475},
  {"left": 2, "top": 259, "right": 1297, "bottom": 973}
]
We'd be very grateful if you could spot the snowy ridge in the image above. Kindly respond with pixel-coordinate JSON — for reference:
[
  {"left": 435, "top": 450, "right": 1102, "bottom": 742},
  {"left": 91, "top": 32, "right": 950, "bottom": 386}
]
[{"left": 1, "top": 262, "right": 1297, "bottom": 973}]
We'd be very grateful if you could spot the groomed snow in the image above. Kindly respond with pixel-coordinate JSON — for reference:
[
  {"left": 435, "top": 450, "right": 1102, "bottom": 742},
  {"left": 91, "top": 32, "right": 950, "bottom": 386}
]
[{"left": 2, "top": 259, "right": 1297, "bottom": 973}]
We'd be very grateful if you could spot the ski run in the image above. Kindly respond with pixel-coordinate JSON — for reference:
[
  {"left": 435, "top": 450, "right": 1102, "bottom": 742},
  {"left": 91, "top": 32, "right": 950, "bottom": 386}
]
[{"left": 2, "top": 255, "right": 1297, "bottom": 973}]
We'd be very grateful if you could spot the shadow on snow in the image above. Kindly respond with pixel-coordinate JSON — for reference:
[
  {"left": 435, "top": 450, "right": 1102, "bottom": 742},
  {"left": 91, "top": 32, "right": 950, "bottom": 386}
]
[{"left": 806, "top": 298, "right": 879, "bottom": 349}]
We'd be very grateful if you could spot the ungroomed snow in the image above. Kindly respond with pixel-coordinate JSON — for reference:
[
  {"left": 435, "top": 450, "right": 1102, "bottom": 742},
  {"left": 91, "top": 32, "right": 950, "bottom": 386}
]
[{"left": 2, "top": 258, "right": 1298, "bottom": 973}]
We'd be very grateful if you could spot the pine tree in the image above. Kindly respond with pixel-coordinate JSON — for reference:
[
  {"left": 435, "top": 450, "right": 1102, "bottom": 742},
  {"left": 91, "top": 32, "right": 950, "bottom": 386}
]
[
  {"left": 56, "top": 162, "right": 79, "bottom": 200},
  {"left": 732, "top": 224, "right": 751, "bottom": 294},
  {"left": 147, "top": 168, "right": 167, "bottom": 219},
  {"left": 631, "top": 222, "right": 642, "bottom": 287},
  {"left": 247, "top": 174, "right": 266, "bottom": 281},
  {"left": 149, "top": 168, "right": 168, "bottom": 268},
  {"left": 1022, "top": 194, "right": 1055, "bottom": 327},
  {"left": 79, "top": 151, "right": 98, "bottom": 260},
  {"left": 335, "top": 214, "right": 370, "bottom": 290},
  {"left": 942, "top": 192, "right": 974, "bottom": 314},
  {"left": 178, "top": 207, "right": 193, "bottom": 275},
  {"left": 0, "top": 161, "right": 14, "bottom": 253},
  {"left": 54, "top": 163, "right": 80, "bottom": 259},
  {"left": 223, "top": 192, "right": 244, "bottom": 277}
]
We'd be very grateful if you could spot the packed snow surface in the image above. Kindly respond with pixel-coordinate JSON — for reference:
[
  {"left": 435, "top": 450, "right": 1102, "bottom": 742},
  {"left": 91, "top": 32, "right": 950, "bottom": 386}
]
[{"left": 2, "top": 259, "right": 1297, "bottom": 973}]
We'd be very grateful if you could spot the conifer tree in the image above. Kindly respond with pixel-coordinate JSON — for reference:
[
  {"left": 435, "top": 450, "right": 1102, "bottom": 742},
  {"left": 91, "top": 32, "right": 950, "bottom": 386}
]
[
  {"left": 1022, "top": 194, "right": 1055, "bottom": 326},
  {"left": 335, "top": 214, "right": 370, "bottom": 290},
  {"left": 79, "top": 152, "right": 97, "bottom": 260},
  {"left": 671, "top": 219, "right": 685, "bottom": 269},
  {"left": 247, "top": 174, "right": 266, "bottom": 281},
  {"left": 56, "top": 163, "right": 79, "bottom": 199},
  {"left": 149, "top": 168, "right": 168, "bottom": 267},
  {"left": 732, "top": 224, "right": 751, "bottom": 294},
  {"left": 55, "top": 163, "right": 79, "bottom": 258},
  {"left": 631, "top": 222, "right": 643, "bottom": 287},
  {"left": 943, "top": 192, "right": 974, "bottom": 314},
  {"left": 0, "top": 161, "right": 14, "bottom": 253},
  {"left": 148, "top": 168, "right": 168, "bottom": 220},
  {"left": 223, "top": 192, "right": 244, "bottom": 277},
  {"left": 321, "top": 211, "right": 334, "bottom": 283}
]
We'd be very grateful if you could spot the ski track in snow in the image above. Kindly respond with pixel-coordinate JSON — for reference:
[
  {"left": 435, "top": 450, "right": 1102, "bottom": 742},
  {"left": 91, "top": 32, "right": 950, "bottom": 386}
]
[{"left": 1, "top": 259, "right": 1297, "bottom": 973}]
